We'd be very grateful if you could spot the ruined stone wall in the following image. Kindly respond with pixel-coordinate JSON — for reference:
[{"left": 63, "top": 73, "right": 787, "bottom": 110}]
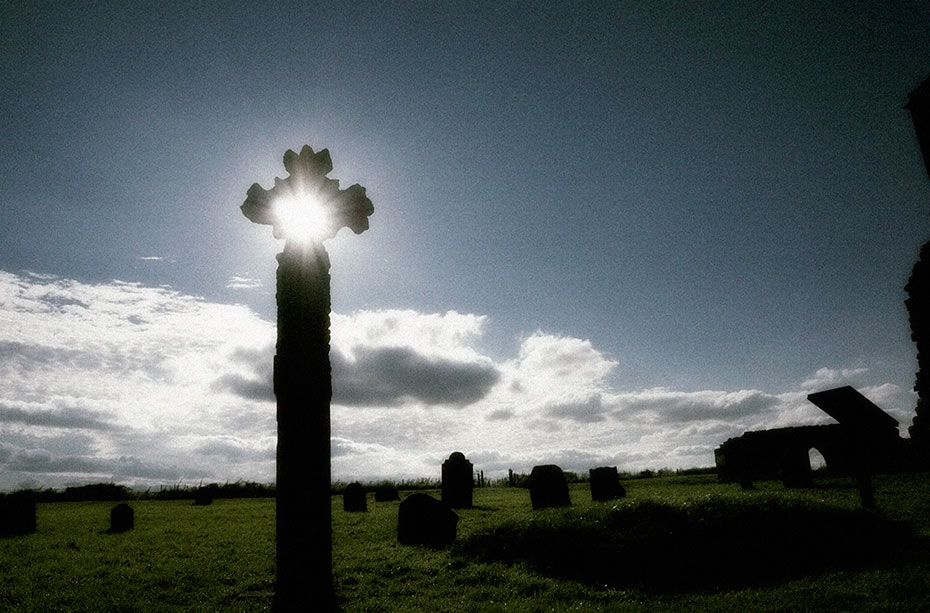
[{"left": 715, "top": 424, "right": 905, "bottom": 486}]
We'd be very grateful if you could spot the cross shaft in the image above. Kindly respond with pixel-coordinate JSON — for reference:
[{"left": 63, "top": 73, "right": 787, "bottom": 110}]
[{"left": 242, "top": 146, "right": 372, "bottom": 611}]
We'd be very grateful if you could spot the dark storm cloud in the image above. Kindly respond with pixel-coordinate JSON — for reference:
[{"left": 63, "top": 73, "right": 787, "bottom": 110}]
[
  {"left": 0, "top": 336, "right": 173, "bottom": 382},
  {"left": 616, "top": 389, "right": 780, "bottom": 424},
  {"left": 486, "top": 408, "right": 514, "bottom": 421},
  {"left": 194, "top": 438, "right": 274, "bottom": 462},
  {"left": 210, "top": 373, "right": 274, "bottom": 402},
  {"left": 332, "top": 346, "right": 500, "bottom": 408},
  {"left": 112, "top": 456, "right": 208, "bottom": 480},
  {"left": 4, "top": 449, "right": 106, "bottom": 474},
  {"left": 215, "top": 342, "right": 501, "bottom": 409},
  {"left": 0, "top": 431, "right": 97, "bottom": 456},
  {"left": 209, "top": 344, "right": 275, "bottom": 401},
  {"left": 0, "top": 404, "right": 118, "bottom": 431},
  {"left": 544, "top": 395, "right": 609, "bottom": 423},
  {"left": 0, "top": 340, "right": 101, "bottom": 372},
  {"left": 2, "top": 448, "right": 208, "bottom": 481},
  {"left": 230, "top": 345, "right": 273, "bottom": 367},
  {"left": 37, "top": 294, "right": 90, "bottom": 311}
]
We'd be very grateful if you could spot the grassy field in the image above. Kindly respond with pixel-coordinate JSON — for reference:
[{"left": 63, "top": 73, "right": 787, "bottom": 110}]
[{"left": 2, "top": 473, "right": 930, "bottom": 611}]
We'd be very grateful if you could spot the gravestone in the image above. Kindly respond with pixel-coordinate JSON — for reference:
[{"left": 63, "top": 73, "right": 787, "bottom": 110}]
[
  {"left": 342, "top": 482, "right": 367, "bottom": 512},
  {"left": 109, "top": 503, "right": 134, "bottom": 533},
  {"left": 589, "top": 466, "right": 626, "bottom": 501},
  {"left": 441, "top": 451, "right": 473, "bottom": 509},
  {"left": 374, "top": 485, "right": 400, "bottom": 502},
  {"left": 0, "top": 497, "right": 36, "bottom": 537},
  {"left": 528, "top": 464, "right": 571, "bottom": 510},
  {"left": 397, "top": 493, "right": 458, "bottom": 547}
]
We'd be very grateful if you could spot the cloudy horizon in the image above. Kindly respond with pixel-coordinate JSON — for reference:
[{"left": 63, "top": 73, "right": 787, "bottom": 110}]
[
  {"left": 0, "top": 268, "right": 915, "bottom": 491},
  {"left": 3, "top": 4, "right": 928, "bottom": 492}
]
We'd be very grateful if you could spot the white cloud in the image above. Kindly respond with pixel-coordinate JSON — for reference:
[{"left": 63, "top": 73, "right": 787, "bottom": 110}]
[
  {"left": 0, "top": 270, "right": 276, "bottom": 489},
  {"left": 800, "top": 367, "right": 870, "bottom": 391},
  {"left": 331, "top": 309, "right": 490, "bottom": 362},
  {"left": 226, "top": 276, "right": 263, "bottom": 290},
  {"left": 510, "top": 332, "right": 617, "bottom": 390},
  {"left": 0, "top": 269, "right": 917, "bottom": 489}
]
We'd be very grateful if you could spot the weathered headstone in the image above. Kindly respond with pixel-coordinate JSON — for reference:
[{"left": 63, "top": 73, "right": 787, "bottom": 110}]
[
  {"left": 0, "top": 497, "right": 36, "bottom": 537},
  {"left": 374, "top": 485, "right": 400, "bottom": 502},
  {"left": 589, "top": 466, "right": 626, "bottom": 501},
  {"left": 441, "top": 451, "right": 473, "bottom": 509},
  {"left": 342, "top": 482, "right": 367, "bottom": 512},
  {"left": 109, "top": 503, "right": 134, "bottom": 533},
  {"left": 528, "top": 464, "right": 571, "bottom": 510},
  {"left": 397, "top": 493, "right": 458, "bottom": 547}
]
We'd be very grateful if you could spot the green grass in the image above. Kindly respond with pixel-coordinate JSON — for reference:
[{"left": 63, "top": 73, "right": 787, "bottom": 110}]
[
  {"left": 3, "top": 473, "right": 930, "bottom": 611},
  {"left": 0, "top": 499, "right": 275, "bottom": 611}
]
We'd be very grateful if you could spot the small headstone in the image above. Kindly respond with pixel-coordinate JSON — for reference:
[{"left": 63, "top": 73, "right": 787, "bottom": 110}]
[
  {"left": 374, "top": 485, "right": 400, "bottom": 502},
  {"left": 343, "top": 482, "right": 367, "bottom": 512},
  {"left": 109, "top": 503, "right": 134, "bottom": 533},
  {"left": 589, "top": 466, "right": 626, "bottom": 502},
  {"left": 397, "top": 493, "right": 458, "bottom": 547},
  {"left": 0, "top": 497, "right": 36, "bottom": 537},
  {"left": 528, "top": 464, "right": 571, "bottom": 510},
  {"left": 441, "top": 451, "right": 473, "bottom": 509}
]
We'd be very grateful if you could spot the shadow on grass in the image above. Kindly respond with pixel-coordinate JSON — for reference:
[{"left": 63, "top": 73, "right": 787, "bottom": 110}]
[{"left": 452, "top": 497, "right": 923, "bottom": 592}]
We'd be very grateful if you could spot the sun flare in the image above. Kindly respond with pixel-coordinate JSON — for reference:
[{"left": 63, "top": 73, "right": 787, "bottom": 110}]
[{"left": 273, "top": 191, "right": 331, "bottom": 244}]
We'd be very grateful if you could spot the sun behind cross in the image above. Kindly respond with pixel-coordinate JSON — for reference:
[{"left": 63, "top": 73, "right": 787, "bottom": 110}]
[{"left": 241, "top": 145, "right": 373, "bottom": 245}]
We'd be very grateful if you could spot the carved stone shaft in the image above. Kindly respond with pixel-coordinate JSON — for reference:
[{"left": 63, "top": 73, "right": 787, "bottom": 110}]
[{"left": 273, "top": 241, "right": 335, "bottom": 611}]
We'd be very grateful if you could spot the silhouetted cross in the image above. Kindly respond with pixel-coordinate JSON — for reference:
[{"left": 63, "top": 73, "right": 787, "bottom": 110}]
[
  {"left": 242, "top": 145, "right": 373, "bottom": 242},
  {"left": 242, "top": 145, "right": 372, "bottom": 612}
]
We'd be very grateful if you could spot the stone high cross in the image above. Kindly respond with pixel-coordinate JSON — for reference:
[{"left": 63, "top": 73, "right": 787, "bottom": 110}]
[{"left": 242, "top": 145, "right": 373, "bottom": 611}]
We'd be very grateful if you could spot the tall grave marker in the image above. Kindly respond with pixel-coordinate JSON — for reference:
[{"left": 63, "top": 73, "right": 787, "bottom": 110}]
[
  {"left": 242, "top": 146, "right": 373, "bottom": 610},
  {"left": 441, "top": 451, "right": 474, "bottom": 508}
]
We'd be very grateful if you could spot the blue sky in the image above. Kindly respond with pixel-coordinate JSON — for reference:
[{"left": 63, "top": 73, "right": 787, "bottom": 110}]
[{"left": 1, "top": 2, "right": 929, "bottom": 489}]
